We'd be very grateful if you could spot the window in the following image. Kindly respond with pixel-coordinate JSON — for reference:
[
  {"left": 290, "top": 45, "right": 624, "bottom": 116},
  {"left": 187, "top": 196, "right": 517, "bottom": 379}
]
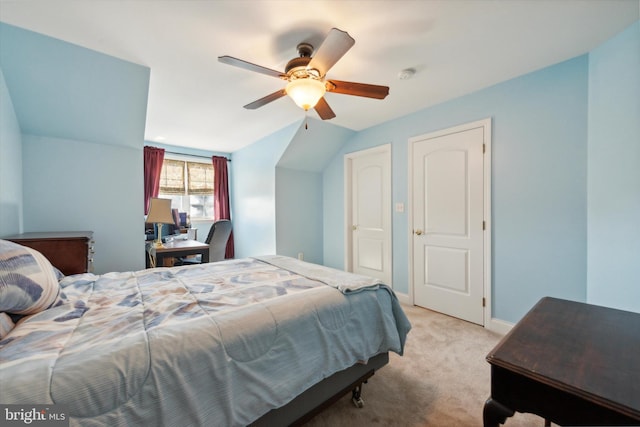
[{"left": 158, "top": 158, "right": 214, "bottom": 220}]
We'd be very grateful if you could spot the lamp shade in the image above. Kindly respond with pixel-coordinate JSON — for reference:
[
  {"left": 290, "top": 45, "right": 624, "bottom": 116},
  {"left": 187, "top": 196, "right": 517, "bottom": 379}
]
[
  {"left": 145, "top": 198, "right": 175, "bottom": 224},
  {"left": 285, "top": 78, "right": 326, "bottom": 111}
]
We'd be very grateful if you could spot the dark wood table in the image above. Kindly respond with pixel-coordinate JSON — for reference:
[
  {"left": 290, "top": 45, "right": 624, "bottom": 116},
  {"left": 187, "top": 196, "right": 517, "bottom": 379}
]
[
  {"left": 146, "top": 239, "right": 209, "bottom": 267},
  {"left": 484, "top": 297, "right": 640, "bottom": 426}
]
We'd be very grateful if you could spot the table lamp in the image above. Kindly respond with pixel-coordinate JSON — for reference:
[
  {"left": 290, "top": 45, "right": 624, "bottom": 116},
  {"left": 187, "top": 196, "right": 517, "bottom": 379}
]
[{"left": 145, "top": 198, "right": 175, "bottom": 248}]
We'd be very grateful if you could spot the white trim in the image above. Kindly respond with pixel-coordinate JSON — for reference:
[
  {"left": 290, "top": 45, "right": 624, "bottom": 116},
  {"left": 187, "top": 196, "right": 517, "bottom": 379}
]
[
  {"left": 407, "top": 118, "right": 493, "bottom": 327},
  {"left": 395, "top": 292, "right": 412, "bottom": 306},
  {"left": 482, "top": 118, "right": 493, "bottom": 329},
  {"left": 163, "top": 152, "right": 211, "bottom": 165},
  {"left": 487, "top": 318, "right": 514, "bottom": 335},
  {"left": 344, "top": 144, "right": 393, "bottom": 286},
  {"left": 407, "top": 138, "right": 416, "bottom": 305}
]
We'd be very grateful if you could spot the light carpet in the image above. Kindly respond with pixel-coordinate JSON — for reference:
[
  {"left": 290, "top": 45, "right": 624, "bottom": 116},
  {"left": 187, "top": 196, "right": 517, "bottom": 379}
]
[{"left": 304, "top": 304, "right": 543, "bottom": 426}]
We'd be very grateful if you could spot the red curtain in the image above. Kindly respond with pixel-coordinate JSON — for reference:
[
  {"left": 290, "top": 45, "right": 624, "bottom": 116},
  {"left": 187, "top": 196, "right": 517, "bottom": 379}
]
[
  {"left": 212, "top": 156, "right": 234, "bottom": 258},
  {"left": 143, "top": 146, "right": 165, "bottom": 215}
]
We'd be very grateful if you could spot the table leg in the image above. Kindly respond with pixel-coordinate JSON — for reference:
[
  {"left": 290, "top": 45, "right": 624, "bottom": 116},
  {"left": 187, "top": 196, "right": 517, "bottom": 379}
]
[
  {"left": 201, "top": 248, "right": 210, "bottom": 263},
  {"left": 483, "top": 397, "right": 515, "bottom": 427}
]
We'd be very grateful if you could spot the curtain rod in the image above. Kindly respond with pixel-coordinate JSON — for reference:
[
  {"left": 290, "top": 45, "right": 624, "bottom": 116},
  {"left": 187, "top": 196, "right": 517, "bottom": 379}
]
[{"left": 165, "top": 150, "right": 231, "bottom": 161}]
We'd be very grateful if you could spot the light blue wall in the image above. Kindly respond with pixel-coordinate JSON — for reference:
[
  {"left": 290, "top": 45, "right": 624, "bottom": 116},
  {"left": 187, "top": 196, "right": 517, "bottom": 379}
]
[
  {"left": 275, "top": 167, "right": 323, "bottom": 264},
  {"left": 323, "top": 55, "right": 589, "bottom": 323},
  {"left": 587, "top": 21, "right": 640, "bottom": 312},
  {"left": 0, "top": 23, "right": 149, "bottom": 148},
  {"left": 322, "top": 148, "right": 347, "bottom": 269},
  {"left": 23, "top": 135, "right": 143, "bottom": 273},
  {"left": 231, "top": 123, "right": 297, "bottom": 258},
  {"left": 277, "top": 118, "right": 355, "bottom": 172},
  {"left": 274, "top": 118, "right": 354, "bottom": 264},
  {"left": 236, "top": 118, "right": 354, "bottom": 262},
  {"left": 0, "top": 23, "right": 150, "bottom": 273},
  {"left": 0, "top": 67, "right": 23, "bottom": 236}
]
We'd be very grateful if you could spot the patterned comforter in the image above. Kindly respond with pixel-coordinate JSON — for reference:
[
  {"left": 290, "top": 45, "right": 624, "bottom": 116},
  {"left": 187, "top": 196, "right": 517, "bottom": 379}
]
[{"left": 0, "top": 256, "right": 410, "bottom": 426}]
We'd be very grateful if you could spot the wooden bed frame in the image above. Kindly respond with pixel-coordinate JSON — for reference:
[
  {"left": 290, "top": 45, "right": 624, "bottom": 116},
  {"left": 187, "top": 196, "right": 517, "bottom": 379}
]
[{"left": 251, "top": 352, "right": 389, "bottom": 426}]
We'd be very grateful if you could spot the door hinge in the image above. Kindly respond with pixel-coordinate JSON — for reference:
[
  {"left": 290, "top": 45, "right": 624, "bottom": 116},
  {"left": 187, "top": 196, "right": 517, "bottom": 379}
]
[
  {"left": 483, "top": 143, "right": 486, "bottom": 154},
  {"left": 482, "top": 220, "right": 486, "bottom": 230},
  {"left": 482, "top": 297, "right": 486, "bottom": 307}
]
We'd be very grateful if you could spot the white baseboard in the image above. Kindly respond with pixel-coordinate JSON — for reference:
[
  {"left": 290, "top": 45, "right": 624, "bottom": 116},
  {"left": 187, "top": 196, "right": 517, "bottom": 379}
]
[
  {"left": 395, "top": 292, "right": 411, "bottom": 306},
  {"left": 486, "top": 317, "right": 515, "bottom": 335}
]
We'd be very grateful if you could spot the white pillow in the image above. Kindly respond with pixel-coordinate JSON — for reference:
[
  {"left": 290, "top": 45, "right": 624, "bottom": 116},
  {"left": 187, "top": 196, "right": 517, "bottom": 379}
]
[{"left": 0, "top": 239, "right": 61, "bottom": 314}]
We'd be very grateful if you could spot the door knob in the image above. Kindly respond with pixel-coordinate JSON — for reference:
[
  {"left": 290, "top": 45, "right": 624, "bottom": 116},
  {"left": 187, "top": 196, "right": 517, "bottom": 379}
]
[
  {"left": 352, "top": 225, "right": 358, "bottom": 231},
  {"left": 414, "top": 229, "right": 423, "bottom": 235}
]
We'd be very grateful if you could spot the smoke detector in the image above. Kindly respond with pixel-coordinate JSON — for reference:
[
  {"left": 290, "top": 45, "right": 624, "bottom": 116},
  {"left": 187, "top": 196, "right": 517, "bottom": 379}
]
[{"left": 398, "top": 68, "right": 416, "bottom": 80}]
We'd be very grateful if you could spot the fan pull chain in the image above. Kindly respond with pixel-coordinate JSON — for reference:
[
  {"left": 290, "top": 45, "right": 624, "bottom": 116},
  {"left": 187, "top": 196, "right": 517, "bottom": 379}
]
[{"left": 305, "top": 110, "right": 309, "bottom": 130}]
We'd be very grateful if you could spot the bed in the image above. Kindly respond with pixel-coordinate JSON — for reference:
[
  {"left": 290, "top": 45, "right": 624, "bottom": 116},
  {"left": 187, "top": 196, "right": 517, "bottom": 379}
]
[{"left": 0, "top": 239, "right": 410, "bottom": 426}]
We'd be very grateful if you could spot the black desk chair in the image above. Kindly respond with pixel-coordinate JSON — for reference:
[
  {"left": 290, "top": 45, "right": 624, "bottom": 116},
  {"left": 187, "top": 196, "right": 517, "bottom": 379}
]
[{"left": 177, "top": 219, "right": 232, "bottom": 264}]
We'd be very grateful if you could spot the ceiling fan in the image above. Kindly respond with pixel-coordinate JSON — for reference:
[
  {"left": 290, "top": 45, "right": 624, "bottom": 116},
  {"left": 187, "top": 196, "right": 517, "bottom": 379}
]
[{"left": 218, "top": 28, "right": 389, "bottom": 120}]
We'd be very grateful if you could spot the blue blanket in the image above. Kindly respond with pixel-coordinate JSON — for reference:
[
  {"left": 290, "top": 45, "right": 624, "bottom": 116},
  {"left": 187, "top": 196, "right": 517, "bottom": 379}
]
[{"left": 0, "top": 257, "right": 411, "bottom": 426}]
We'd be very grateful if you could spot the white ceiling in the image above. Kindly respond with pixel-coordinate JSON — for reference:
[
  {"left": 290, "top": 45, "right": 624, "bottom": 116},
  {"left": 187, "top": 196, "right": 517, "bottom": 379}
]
[{"left": 0, "top": 0, "right": 638, "bottom": 153}]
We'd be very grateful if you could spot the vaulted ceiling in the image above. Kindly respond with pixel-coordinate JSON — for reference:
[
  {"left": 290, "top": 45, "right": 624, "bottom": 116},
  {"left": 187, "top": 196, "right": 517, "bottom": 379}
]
[{"left": 0, "top": 0, "right": 637, "bottom": 152}]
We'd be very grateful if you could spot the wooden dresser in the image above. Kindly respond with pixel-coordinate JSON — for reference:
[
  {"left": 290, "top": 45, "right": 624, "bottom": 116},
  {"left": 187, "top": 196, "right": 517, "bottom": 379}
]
[{"left": 5, "top": 231, "right": 94, "bottom": 275}]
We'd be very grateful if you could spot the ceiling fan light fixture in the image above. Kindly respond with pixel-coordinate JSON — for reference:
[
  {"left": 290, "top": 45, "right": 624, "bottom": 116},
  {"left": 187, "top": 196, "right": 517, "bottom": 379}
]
[
  {"left": 285, "top": 78, "right": 326, "bottom": 111},
  {"left": 220, "top": 28, "right": 388, "bottom": 120}
]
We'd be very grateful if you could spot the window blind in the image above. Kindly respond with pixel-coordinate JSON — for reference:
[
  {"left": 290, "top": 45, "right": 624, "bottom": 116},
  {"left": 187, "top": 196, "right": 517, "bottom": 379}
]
[
  {"left": 187, "top": 162, "right": 214, "bottom": 195},
  {"left": 159, "top": 159, "right": 185, "bottom": 195}
]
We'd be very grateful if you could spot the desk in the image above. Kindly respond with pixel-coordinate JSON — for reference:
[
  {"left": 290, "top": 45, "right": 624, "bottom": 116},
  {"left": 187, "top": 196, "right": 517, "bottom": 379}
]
[
  {"left": 484, "top": 297, "right": 640, "bottom": 426},
  {"left": 146, "top": 240, "right": 209, "bottom": 268}
]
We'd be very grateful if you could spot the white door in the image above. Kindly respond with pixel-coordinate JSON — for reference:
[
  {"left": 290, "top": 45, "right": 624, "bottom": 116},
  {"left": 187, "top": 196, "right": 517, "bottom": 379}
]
[
  {"left": 346, "top": 145, "right": 392, "bottom": 285},
  {"left": 411, "top": 124, "right": 486, "bottom": 325}
]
